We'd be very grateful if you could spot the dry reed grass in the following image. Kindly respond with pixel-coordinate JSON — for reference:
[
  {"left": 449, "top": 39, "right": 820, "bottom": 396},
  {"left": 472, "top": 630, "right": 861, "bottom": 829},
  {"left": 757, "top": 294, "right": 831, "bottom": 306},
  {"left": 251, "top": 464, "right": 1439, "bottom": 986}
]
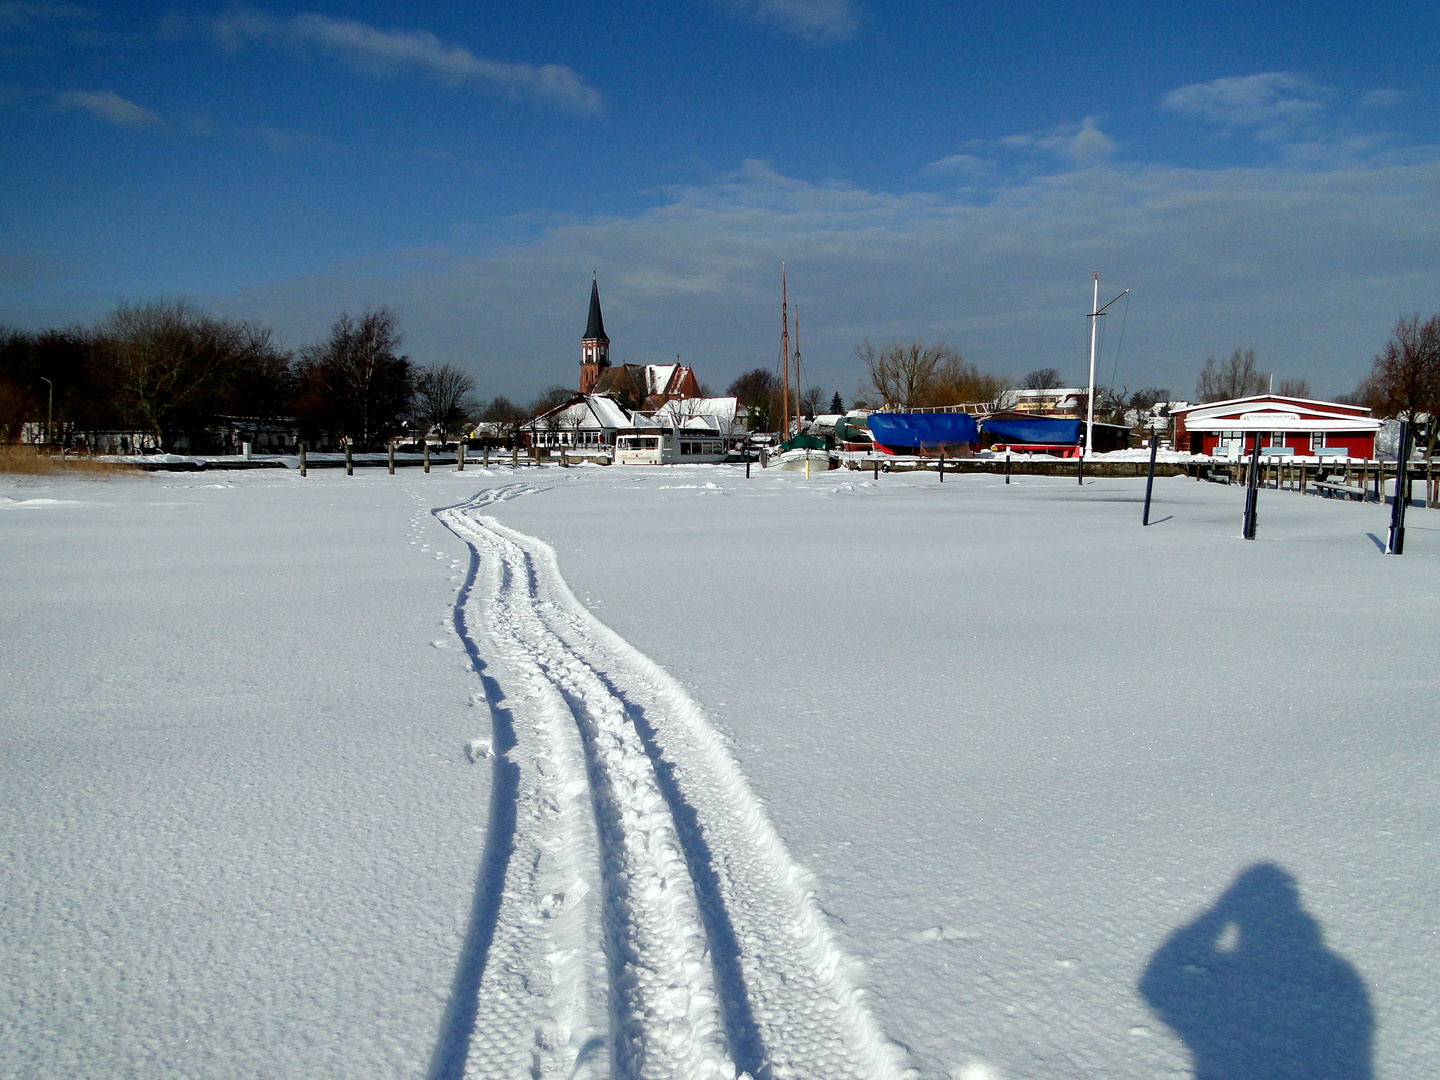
[{"left": 0, "top": 445, "right": 142, "bottom": 477}]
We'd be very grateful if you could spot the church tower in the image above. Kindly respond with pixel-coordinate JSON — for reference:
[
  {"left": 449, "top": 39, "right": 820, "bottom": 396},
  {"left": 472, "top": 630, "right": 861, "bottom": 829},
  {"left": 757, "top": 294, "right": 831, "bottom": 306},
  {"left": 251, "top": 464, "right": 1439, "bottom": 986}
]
[{"left": 580, "top": 277, "right": 610, "bottom": 394}]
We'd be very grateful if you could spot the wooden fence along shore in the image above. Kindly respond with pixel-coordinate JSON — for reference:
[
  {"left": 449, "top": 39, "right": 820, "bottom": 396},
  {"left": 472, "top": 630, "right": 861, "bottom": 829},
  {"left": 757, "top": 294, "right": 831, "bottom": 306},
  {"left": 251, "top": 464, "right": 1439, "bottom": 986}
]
[{"left": 31, "top": 444, "right": 1440, "bottom": 510}]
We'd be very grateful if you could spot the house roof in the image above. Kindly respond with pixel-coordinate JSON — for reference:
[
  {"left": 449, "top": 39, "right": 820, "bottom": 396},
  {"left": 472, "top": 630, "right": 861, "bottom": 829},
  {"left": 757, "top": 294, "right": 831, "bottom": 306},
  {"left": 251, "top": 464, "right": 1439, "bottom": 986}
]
[
  {"left": 584, "top": 278, "right": 608, "bottom": 342},
  {"left": 1176, "top": 395, "right": 1379, "bottom": 433}
]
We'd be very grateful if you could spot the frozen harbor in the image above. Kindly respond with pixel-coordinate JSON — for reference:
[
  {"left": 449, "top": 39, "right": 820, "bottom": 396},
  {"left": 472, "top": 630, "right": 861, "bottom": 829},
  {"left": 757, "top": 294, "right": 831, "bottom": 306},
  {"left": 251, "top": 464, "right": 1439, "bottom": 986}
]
[{"left": 3, "top": 463, "right": 1438, "bottom": 1079}]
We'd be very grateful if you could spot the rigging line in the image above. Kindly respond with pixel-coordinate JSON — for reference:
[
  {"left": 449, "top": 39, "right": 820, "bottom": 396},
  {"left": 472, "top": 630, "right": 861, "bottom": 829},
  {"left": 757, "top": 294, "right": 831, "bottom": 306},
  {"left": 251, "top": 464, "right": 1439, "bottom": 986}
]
[{"left": 1108, "top": 291, "right": 1130, "bottom": 392}]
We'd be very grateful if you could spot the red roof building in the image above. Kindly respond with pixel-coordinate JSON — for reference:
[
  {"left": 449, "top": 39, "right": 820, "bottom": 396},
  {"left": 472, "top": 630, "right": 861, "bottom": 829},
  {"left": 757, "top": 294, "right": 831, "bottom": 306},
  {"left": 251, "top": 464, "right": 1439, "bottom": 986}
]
[{"left": 1173, "top": 395, "right": 1381, "bottom": 459}]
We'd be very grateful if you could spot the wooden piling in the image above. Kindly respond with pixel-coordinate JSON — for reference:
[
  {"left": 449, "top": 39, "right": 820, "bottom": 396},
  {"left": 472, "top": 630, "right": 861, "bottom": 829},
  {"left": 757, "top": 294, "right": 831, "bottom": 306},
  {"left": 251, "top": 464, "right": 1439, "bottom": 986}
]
[
  {"left": 299, "top": 442, "right": 307, "bottom": 477},
  {"left": 458, "top": 441, "right": 465, "bottom": 471},
  {"left": 387, "top": 441, "right": 395, "bottom": 475},
  {"left": 423, "top": 442, "right": 430, "bottom": 473},
  {"left": 345, "top": 443, "right": 353, "bottom": 476}
]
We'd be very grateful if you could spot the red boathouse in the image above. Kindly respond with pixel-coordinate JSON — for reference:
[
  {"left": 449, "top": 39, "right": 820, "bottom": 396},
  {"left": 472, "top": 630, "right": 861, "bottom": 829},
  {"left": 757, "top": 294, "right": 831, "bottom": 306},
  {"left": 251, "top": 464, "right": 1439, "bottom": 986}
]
[{"left": 1172, "top": 395, "right": 1381, "bottom": 459}]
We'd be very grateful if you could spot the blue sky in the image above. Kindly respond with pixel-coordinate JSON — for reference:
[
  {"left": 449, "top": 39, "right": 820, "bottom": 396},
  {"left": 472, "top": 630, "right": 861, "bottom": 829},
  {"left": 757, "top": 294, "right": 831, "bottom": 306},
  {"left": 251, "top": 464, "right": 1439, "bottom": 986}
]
[{"left": 3, "top": 0, "right": 1438, "bottom": 402}]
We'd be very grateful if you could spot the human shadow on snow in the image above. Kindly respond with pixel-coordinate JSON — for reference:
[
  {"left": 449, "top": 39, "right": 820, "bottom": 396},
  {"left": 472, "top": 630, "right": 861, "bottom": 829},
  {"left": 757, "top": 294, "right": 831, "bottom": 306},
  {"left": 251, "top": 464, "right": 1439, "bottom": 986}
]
[
  {"left": 1139, "top": 862, "right": 1373, "bottom": 1080},
  {"left": 427, "top": 542, "right": 521, "bottom": 1080}
]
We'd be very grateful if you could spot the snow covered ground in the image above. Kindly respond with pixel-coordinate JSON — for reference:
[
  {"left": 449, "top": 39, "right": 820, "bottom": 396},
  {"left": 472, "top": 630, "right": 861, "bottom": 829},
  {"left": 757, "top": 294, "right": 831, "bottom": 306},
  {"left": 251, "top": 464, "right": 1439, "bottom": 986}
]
[{"left": 4, "top": 463, "right": 1438, "bottom": 1080}]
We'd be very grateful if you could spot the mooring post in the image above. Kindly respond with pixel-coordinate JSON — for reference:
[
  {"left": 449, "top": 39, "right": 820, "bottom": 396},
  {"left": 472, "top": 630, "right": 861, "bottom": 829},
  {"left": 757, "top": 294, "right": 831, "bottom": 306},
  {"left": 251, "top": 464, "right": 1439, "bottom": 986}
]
[
  {"left": 938, "top": 455, "right": 944, "bottom": 482},
  {"left": 1142, "top": 431, "right": 1160, "bottom": 526},
  {"left": 1388, "top": 421, "right": 1411, "bottom": 554},
  {"left": 423, "top": 442, "right": 430, "bottom": 473},
  {"left": 299, "top": 442, "right": 307, "bottom": 477},
  {"left": 1242, "top": 437, "right": 1262, "bottom": 539},
  {"left": 387, "top": 441, "right": 395, "bottom": 475},
  {"left": 872, "top": 457, "right": 878, "bottom": 479},
  {"left": 511, "top": 444, "right": 518, "bottom": 468},
  {"left": 345, "top": 443, "right": 353, "bottom": 476},
  {"left": 483, "top": 445, "right": 489, "bottom": 468},
  {"left": 458, "top": 441, "right": 466, "bottom": 471},
  {"left": 1077, "top": 452, "right": 1084, "bottom": 485},
  {"left": 1005, "top": 452, "right": 1011, "bottom": 484}
]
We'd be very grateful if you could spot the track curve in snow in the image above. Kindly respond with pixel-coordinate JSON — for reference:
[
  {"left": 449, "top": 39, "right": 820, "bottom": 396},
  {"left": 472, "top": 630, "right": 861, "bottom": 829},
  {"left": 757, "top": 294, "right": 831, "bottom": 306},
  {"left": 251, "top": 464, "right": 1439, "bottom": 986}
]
[{"left": 438, "top": 485, "right": 915, "bottom": 1080}]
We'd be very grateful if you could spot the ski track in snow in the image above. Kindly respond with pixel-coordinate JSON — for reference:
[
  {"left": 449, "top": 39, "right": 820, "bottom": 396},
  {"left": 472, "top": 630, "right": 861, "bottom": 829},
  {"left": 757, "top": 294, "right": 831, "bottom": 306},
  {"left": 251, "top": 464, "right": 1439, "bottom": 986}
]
[{"left": 437, "top": 484, "right": 914, "bottom": 1080}]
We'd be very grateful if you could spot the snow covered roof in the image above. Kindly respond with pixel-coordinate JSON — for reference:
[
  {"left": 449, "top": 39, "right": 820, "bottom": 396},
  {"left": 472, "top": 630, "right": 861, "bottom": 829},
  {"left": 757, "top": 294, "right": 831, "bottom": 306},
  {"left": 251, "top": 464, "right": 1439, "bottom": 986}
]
[
  {"left": 523, "top": 394, "right": 635, "bottom": 432},
  {"left": 647, "top": 396, "right": 739, "bottom": 431},
  {"left": 588, "top": 396, "right": 634, "bottom": 430},
  {"left": 1177, "top": 395, "right": 1379, "bottom": 433}
]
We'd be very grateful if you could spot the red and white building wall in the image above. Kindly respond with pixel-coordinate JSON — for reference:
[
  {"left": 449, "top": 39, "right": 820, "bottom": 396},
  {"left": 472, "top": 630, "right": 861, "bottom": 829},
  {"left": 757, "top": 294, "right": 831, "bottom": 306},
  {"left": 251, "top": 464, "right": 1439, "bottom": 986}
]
[{"left": 1172, "top": 395, "right": 1381, "bottom": 458}]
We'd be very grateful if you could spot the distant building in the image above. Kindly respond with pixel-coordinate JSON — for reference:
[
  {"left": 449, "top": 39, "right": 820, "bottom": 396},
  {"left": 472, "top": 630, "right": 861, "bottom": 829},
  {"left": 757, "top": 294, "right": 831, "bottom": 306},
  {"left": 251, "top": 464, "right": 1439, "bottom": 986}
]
[
  {"left": 1172, "top": 395, "right": 1381, "bottom": 459},
  {"left": 521, "top": 394, "right": 634, "bottom": 451},
  {"left": 574, "top": 278, "right": 703, "bottom": 408},
  {"left": 996, "top": 387, "right": 1087, "bottom": 418},
  {"left": 579, "top": 278, "right": 611, "bottom": 394}
]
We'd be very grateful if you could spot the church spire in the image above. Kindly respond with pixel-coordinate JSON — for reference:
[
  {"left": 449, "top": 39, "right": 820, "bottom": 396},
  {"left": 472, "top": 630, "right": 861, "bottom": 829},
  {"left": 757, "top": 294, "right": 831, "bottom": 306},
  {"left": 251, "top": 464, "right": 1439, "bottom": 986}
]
[
  {"left": 580, "top": 276, "right": 610, "bottom": 394},
  {"left": 584, "top": 277, "right": 608, "bottom": 342}
]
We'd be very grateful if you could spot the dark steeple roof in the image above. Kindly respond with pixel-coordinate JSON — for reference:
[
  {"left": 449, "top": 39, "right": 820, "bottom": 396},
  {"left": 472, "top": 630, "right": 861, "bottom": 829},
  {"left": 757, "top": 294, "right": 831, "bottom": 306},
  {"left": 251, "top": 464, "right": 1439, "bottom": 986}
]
[{"left": 584, "top": 278, "right": 608, "bottom": 342}]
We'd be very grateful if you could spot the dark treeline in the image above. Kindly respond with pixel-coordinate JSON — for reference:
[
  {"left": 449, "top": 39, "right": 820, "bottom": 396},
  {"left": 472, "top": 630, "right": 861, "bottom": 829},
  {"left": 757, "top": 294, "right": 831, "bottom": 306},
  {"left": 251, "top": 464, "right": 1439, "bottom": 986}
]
[{"left": 0, "top": 300, "right": 531, "bottom": 453}]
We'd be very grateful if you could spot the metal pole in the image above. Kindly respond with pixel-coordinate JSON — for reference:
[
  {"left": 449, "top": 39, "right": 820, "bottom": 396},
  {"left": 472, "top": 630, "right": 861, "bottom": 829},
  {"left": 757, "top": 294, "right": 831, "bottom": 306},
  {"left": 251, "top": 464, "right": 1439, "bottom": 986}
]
[
  {"left": 40, "top": 377, "right": 53, "bottom": 446},
  {"left": 1142, "top": 428, "right": 1160, "bottom": 525},
  {"left": 1005, "top": 452, "right": 1011, "bottom": 484},
  {"left": 1242, "top": 435, "right": 1262, "bottom": 539},
  {"left": 1086, "top": 272, "right": 1099, "bottom": 459},
  {"left": 1387, "top": 420, "right": 1411, "bottom": 554},
  {"left": 1077, "top": 451, "right": 1084, "bottom": 485}
]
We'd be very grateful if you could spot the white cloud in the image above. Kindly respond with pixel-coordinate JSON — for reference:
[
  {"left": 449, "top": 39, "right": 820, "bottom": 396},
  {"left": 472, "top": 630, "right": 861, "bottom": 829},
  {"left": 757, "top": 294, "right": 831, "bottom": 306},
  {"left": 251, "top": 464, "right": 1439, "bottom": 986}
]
[
  {"left": 700, "top": 0, "right": 860, "bottom": 42},
  {"left": 202, "top": 155, "right": 1440, "bottom": 405},
  {"left": 994, "top": 116, "right": 1114, "bottom": 165},
  {"left": 1359, "top": 88, "right": 1408, "bottom": 109},
  {"left": 55, "top": 88, "right": 160, "bottom": 127},
  {"left": 1161, "top": 72, "right": 1330, "bottom": 134},
  {"left": 213, "top": 12, "right": 602, "bottom": 114},
  {"left": 923, "top": 153, "right": 990, "bottom": 175}
]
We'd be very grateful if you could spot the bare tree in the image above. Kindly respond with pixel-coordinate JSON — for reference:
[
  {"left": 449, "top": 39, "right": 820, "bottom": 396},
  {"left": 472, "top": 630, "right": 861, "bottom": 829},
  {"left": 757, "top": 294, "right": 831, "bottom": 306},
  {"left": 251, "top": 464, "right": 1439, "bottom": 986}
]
[
  {"left": 1196, "top": 348, "right": 1268, "bottom": 402},
  {"left": 100, "top": 299, "right": 246, "bottom": 451},
  {"left": 1368, "top": 313, "right": 1440, "bottom": 421},
  {"left": 856, "top": 339, "right": 1007, "bottom": 409},
  {"left": 1022, "top": 367, "right": 1064, "bottom": 390},
  {"left": 414, "top": 363, "right": 479, "bottom": 443},
  {"left": 293, "top": 308, "right": 413, "bottom": 449},
  {"left": 931, "top": 354, "right": 1009, "bottom": 407},
  {"left": 727, "top": 368, "right": 779, "bottom": 431},
  {"left": 856, "top": 340, "right": 942, "bottom": 409},
  {"left": 799, "top": 385, "right": 824, "bottom": 418},
  {"left": 1276, "top": 378, "right": 1312, "bottom": 398},
  {"left": 1364, "top": 312, "right": 1440, "bottom": 459}
]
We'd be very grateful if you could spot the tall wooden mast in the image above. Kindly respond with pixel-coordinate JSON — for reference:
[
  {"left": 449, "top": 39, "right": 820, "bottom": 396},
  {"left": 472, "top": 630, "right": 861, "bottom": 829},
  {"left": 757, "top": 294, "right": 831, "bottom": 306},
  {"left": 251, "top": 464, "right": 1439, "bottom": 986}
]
[
  {"left": 781, "top": 265, "right": 791, "bottom": 438},
  {"left": 793, "top": 304, "right": 801, "bottom": 429}
]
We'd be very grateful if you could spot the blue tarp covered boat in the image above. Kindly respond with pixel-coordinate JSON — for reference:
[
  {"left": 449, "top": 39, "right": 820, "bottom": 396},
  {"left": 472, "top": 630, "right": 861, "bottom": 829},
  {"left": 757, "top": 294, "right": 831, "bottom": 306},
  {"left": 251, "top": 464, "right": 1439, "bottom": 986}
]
[
  {"left": 981, "top": 415, "right": 1082, "bottom": 445},
  {"left": 867, "top": 413, "right": 979, "bottom": 456}
]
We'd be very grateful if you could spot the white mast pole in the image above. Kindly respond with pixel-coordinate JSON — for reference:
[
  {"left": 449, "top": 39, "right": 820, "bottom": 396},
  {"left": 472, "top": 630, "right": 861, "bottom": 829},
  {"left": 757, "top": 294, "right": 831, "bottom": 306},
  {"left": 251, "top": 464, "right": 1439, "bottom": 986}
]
[{"left": 1086, "top": 271, "right": 1099, "bottom": 458}]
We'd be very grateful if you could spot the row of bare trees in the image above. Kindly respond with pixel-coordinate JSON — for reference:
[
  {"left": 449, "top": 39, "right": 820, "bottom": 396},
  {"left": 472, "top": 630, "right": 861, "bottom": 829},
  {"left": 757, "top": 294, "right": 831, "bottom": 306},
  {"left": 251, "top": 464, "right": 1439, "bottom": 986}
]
[{"left": 0, "top": 301, "right": 504, "bottom": 452}]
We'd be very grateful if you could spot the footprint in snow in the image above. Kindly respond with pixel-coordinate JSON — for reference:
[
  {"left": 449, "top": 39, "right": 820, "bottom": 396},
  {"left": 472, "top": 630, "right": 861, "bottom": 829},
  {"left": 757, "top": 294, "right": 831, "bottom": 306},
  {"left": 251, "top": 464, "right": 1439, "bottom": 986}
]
[{"left": 913, "top": 925, "right": 980, "bottom": 943}]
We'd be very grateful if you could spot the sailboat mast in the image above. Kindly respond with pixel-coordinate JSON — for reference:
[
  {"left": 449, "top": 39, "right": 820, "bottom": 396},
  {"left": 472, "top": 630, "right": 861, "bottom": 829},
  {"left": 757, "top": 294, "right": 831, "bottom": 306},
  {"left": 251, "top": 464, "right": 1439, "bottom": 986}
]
[
  {"left": 793, "top": 304, "right": 801, "bottom": 430},
  {"left": 782, "top": 267, "right": 791, "bottom": 438}
]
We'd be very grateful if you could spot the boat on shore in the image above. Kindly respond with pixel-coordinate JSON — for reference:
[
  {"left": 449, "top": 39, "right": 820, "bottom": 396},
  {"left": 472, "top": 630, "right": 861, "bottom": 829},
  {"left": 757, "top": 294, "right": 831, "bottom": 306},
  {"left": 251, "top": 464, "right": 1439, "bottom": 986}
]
[{"left": 867, "top": 412, "right": 979, "bottom": 457}]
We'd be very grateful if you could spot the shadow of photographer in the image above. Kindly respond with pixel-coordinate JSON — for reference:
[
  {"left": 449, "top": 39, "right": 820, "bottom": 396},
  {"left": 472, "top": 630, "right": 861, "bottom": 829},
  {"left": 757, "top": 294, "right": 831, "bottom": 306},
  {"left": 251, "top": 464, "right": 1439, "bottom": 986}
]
[{"left": 1140, "top": 862, "right": 1372, "bottom": 1080}]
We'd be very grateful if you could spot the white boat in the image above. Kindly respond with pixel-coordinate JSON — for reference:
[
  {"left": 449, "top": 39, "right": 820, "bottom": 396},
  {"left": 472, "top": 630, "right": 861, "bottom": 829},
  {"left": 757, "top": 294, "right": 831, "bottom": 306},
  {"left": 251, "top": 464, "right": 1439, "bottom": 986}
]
[
  {"left": 615, "top": 430, "right": 726, "bottom": 465},
  {"left": 768, "top": 447, "right": 834, "bottom": 474}
]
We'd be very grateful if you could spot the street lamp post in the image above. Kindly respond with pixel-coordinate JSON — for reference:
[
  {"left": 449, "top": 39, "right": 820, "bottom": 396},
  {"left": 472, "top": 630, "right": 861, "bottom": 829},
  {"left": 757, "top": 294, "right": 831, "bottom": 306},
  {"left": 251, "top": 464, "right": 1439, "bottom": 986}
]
[{"left": 40, "top": 377, "right": 53, "bottom": 447}]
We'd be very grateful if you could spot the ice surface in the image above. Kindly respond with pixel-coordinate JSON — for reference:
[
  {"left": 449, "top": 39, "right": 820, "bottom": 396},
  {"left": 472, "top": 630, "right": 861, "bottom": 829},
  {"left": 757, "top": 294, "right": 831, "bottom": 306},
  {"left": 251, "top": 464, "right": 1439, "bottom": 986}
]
[{"left": 3, "top": 463, "right": 1439, "bottom": 1079}]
